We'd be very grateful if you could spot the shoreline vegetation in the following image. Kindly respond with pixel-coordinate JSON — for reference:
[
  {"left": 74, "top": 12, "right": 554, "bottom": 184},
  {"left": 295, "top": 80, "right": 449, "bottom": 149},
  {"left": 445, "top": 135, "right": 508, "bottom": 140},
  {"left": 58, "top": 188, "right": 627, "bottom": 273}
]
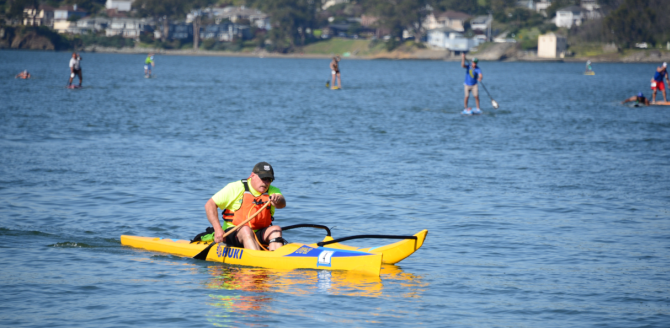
[{"left": 2, "top": 26, "right": 669, "bottom": 63}]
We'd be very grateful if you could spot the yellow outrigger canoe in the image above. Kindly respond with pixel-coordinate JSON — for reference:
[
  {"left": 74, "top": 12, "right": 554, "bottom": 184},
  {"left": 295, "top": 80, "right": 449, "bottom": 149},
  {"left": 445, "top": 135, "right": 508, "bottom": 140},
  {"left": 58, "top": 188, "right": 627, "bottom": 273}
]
[{"left": 121, "top": 226, "right": 427, "bottom": 276}]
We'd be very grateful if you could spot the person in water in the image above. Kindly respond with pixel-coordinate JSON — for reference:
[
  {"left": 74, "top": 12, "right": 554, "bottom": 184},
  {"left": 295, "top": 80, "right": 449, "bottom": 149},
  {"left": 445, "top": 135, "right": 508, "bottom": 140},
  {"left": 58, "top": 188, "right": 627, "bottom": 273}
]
[
  {"left": 203, "top": 162, "right": 287, "bottom": 251},
  {"left": 461, "top": 52, "right": 483, "bottom": 115},
  {"left": 651, "top": 62, "right": 669, "bottom": 103},
  {"left": 622, "top": 92, "right": 650, "bottom": 106},
  {"left": 586, "top": 60, "right": 593, "bottom": 72},
  {"left": 329, "top": 56, "right": 341, "bottom": 89},
  {"left": 68, "top": 52, "right": 82, "bottom": 87},
  {"left": 15, "top": 70, "right": 31, "bottom": 79},
  {"left": 144, "top": 53, "right": 154, "bottom": 77}
]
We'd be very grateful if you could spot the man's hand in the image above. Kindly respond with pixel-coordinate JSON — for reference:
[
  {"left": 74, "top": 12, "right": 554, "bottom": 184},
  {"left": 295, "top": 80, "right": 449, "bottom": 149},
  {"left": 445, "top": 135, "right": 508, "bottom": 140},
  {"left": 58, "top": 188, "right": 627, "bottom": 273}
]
[
  {"left": 213, "top": 229, "right": 224, "bottom": 243},
  {"left": 269, "top": 194, "right": 286, "bottom": 209}
]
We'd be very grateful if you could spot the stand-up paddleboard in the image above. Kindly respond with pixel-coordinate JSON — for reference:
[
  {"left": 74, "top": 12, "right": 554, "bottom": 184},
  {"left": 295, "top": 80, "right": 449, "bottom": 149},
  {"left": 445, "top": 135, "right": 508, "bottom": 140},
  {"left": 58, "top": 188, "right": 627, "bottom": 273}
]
[
  {"left": 331, "top": 86, "right": 340, "bottom": 90},
  {"left": 584, "top": 71, "right": 595, "bottom": 75},
  {"left": 651, "top": 101, "right": 670, "bottom": 106},
  {"left": 461, "top": 108, "right": 482, "bottom": 116},
  {"left": 67, "top": 85, "right": 82, "bottom": 89}
]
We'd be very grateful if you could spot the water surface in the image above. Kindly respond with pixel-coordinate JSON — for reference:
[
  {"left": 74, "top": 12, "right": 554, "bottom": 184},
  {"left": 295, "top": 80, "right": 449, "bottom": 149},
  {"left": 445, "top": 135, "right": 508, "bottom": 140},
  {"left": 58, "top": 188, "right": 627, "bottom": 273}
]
[{"left": 1, "top": 50, "right": 669, "bottom": 327}]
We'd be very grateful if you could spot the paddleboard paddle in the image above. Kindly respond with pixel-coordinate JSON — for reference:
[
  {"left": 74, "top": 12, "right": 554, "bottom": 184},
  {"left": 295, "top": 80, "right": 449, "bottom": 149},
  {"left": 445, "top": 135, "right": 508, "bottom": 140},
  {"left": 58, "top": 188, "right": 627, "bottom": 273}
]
[
  {"left": 193, "top": 200, "right": 272, "bottom": 260},
  {"left": 480, "top": 81, "right": 499, "bottom": 109}
]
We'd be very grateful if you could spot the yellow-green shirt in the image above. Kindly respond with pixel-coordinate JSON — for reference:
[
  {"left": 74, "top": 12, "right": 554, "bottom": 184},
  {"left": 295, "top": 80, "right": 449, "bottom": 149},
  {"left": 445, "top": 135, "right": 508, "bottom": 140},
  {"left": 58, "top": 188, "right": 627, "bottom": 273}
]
[{"left": 212, "top": 180, "right": 282, "bottom": 230}]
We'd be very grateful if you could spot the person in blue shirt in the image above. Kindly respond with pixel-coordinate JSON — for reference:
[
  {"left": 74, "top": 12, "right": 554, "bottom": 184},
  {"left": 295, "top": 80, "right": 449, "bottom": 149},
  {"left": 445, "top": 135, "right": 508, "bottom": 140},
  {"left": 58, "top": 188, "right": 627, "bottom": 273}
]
[
  {"left": 461, "top": 52, "right": 483, "bottom": 115},
  {"left": 651, "top": 62, "right": 669, "bottom": 103}
]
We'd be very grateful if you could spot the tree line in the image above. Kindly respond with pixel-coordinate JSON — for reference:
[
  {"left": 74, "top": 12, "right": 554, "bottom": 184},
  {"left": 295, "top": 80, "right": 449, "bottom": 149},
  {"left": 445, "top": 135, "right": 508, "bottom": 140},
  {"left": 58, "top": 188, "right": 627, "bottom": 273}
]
[{"left": 3, "top": 0, "right": 668, "bottom": 52}]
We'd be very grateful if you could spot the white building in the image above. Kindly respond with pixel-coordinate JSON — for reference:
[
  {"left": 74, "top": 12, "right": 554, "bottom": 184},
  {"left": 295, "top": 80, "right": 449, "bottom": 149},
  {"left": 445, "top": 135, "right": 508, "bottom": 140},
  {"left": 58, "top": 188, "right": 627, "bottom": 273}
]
[
  {"left": 76, "top": 17, "right": 111, "bottom": 33},
  {"left": 538, "top": 32, "right": 566, "bottom": 58},
  {"left": 554, "top": 6, "right": 582, "bottom": 28},
  {"left": 423, "top": 10, "right": 471, "bottom": 32},
  {"left": 470, "top": 15, "right": 492, "bottom": 42},
  {"left": 535, "top": 0, "right": 552, "bottom": 16},
  {"left": 106, "top": 18, "right": 153, "bottom": 38},
  {"left": 322, "top": 0, "right": 348, "bottom": 10},
  {"left": 427, "top": 27, "right": 479, "bottom": 52},
  {"left": 53, "top": 5, "right": 88, "bottom": 33},
  {"left": 105, "top": 0, "right": 133, "bottom": 12}
]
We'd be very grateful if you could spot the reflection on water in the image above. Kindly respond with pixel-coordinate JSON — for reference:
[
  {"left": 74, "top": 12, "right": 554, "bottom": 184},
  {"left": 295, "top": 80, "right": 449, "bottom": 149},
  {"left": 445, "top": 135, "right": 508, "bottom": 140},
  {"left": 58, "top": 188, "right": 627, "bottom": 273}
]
[{"left": 203, "top": 264, "right": 427, "bottom": 323}]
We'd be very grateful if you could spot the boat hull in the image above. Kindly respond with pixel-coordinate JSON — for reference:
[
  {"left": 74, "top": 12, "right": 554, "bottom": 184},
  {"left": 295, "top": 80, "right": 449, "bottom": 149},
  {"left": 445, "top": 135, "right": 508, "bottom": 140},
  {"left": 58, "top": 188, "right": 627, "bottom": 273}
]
[{"left": 121, "top": 235, "right": 382, "bottom": 275}]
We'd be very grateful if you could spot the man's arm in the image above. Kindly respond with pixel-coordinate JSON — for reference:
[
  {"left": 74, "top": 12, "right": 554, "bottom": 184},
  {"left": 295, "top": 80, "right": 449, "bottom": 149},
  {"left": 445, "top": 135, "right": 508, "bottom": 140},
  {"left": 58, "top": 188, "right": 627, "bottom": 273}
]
[
  {"left": 622, "top": 96, "right": 636, "bottom": 104},
  {"left": 205, "top": 198, "right": 225, "bottom": 243},
  {"left": 461, "top": 53, "right": 466, "bottom": 68},
  {"left": 478, "top": 71, "right": 483, "bottom": 82}
]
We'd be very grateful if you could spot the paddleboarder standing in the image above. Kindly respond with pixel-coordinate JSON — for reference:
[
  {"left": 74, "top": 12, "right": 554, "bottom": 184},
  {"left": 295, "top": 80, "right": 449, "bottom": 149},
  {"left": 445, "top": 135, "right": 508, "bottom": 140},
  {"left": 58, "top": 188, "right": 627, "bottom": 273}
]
[
  {"left": 651, "top": 62, "right": 669, "bottom": 103},
  {"left": 68, "top": 52, "right": 82, "bottom": 87},
  {"left": 461, "top": 52, "right": 482, "bottom": 115},
  {"left": 144, "top": 53, "right": 154, "bottom": 77},
  {"left": 330, "top": 56, "right": 341, "bottom": 89},
  {"left": 202, "top": 162, "right": 287, "bottom": 251}
]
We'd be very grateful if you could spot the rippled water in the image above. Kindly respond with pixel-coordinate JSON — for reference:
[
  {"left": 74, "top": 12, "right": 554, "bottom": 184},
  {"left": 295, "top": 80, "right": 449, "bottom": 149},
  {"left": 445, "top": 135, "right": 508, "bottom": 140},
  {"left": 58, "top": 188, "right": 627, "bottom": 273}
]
[{"left": 1, "top": 50, "right": 669, "bottom": 327}]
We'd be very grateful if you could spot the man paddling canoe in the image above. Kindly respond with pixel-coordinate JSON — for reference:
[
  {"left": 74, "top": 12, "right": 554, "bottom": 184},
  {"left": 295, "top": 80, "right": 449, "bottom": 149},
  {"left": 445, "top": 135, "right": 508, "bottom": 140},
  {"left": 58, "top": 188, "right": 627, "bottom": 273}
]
[
  {"left": 651, "top": 62, "right": 669, "bottom": 103},
  {"left": 203, "top": 162, "right": 286, "bottom": 251},
  {"left": 622, "top": 92, "right": 650, "bottom": 106},
  {"left": 461, "top": 52, "right": 482, "bottom": 115}
]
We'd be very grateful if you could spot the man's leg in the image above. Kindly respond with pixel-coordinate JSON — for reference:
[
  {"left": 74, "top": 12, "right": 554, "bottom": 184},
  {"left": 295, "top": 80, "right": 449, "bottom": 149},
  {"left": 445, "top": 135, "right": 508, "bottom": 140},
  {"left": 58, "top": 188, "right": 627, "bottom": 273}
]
[
  {"left": 236, "top": 226, "right": 260, "bottom": 250},
  {"left": 464, "top": 85, "right": 470, "bottom": 109},
  {"left": 652, "top": 89, "right": 657, "bottom": 103},
  {"left": 331, "top": 72, "right": 336, "bottom": 88},
  {"left": 337, "top": 73, "right": 341, "bottom": 88},
  {"left": 663, "top": 86, "right": 667, "bottom": 102},
  {"left": 77, "top": 70, "right": 83, "bottom": 86},
  {"left": 474, "top": 84, "right": 480, "bottom": 109},
  {"left": 263, "top": 226, "right": 283, "bottom": 251}
]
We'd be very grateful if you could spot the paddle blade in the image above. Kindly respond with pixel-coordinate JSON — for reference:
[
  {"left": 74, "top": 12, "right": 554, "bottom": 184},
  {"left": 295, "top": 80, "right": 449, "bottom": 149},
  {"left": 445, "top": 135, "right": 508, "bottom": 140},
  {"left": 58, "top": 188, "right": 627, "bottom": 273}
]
[
  {"left": 193, "top": 242, "right": 218, "bottom": 261},
  {"left": 491, "top": 100, "right": 499, "bottom": 109}
]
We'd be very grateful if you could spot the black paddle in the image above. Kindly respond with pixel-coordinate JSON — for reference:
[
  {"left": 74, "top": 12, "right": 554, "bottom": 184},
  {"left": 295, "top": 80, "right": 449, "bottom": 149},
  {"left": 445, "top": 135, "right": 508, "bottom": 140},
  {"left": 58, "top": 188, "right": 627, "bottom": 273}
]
[
  {"left": 479, "top": 81, "right": 499, "bottom": 109},
  {"left": 193, "top": 201, "right": 271, "bottom": 260}
]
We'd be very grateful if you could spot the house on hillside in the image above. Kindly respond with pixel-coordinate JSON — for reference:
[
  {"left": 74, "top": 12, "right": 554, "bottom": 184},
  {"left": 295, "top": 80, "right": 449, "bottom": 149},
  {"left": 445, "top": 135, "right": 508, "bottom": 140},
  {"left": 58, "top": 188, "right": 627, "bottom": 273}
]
[
  {"left": 538, "top": 32, "right": 566, "bottom": 58},
  {"left": 53, "top": 5, "right": 88, "bottom": 33},
  {"left": 580, "top": 0, "right": 602, "bottom": 19},
  {"left": 76, "top": 17, "right": 111, "bottom": 33},
  {"left": 23, "top": 5, "right": 55, "bottom": 27},
  {"left": 554, "top": 6, "right": 582, "bottom": 28},
  {"left": 470, "top": 15, "right": 492, "bottom": 42},
  {"left": 322, "top": 0, "right": 348, "bottom": 10},
  {"left": 211, "top": 6, "right": 270, "bottom": 29},
  {"left": 423, "top": 10, "right": 471, "bottom": 32},
  {"left": 105, "top": 0, "right": 132, "bottom": 12},
  {"left": 535, "top": 0, "right": 552, "bottom": 16},
  {"left": 427, "top": 27, "right": 478, "bottom": 53},
  {"left": 106, "top": 18, "right": 153, "bottom": 38}
]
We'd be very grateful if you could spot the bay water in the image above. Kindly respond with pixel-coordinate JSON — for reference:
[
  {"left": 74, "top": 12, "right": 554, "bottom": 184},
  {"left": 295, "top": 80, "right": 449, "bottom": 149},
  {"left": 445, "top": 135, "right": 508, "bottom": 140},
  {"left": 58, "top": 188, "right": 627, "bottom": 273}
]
[{"left": 1, "top": 50, "right": 669, "bottom": 327}]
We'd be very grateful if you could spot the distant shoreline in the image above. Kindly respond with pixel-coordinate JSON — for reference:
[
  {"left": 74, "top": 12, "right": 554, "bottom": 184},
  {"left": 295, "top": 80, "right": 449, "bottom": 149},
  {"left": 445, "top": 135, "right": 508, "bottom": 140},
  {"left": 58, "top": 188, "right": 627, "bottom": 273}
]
[{"left": 4, "top": 46, "right": 669, "bottom": 63}]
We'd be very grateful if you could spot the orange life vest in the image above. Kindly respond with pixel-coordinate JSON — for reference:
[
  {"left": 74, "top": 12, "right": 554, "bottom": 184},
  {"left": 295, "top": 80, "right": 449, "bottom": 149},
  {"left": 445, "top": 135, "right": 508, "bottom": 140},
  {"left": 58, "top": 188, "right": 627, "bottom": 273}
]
[{"left": 222, "top": 180, "right": 273, "bottom": 230}]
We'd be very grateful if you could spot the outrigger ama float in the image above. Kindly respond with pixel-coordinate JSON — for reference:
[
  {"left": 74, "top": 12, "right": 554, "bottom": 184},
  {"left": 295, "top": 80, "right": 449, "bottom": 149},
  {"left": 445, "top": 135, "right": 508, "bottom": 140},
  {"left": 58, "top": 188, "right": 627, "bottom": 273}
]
[{"left": 121, "top": 225, "right": 427, "bottom": 276}]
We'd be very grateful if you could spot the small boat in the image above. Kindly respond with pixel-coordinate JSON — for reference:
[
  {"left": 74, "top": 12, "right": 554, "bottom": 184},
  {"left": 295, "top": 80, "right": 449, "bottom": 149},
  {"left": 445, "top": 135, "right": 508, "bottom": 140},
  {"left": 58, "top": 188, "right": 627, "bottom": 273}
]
[{"left": 121, "top": 225, "right": 427, "bottom": 276}]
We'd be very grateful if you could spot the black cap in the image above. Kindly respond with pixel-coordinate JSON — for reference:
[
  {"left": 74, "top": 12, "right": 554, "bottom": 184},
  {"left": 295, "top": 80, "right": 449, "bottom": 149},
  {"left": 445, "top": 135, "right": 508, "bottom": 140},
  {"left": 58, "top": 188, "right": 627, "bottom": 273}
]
[{"left": 253, "top": 162, "right": 274, "bottom": 180}]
